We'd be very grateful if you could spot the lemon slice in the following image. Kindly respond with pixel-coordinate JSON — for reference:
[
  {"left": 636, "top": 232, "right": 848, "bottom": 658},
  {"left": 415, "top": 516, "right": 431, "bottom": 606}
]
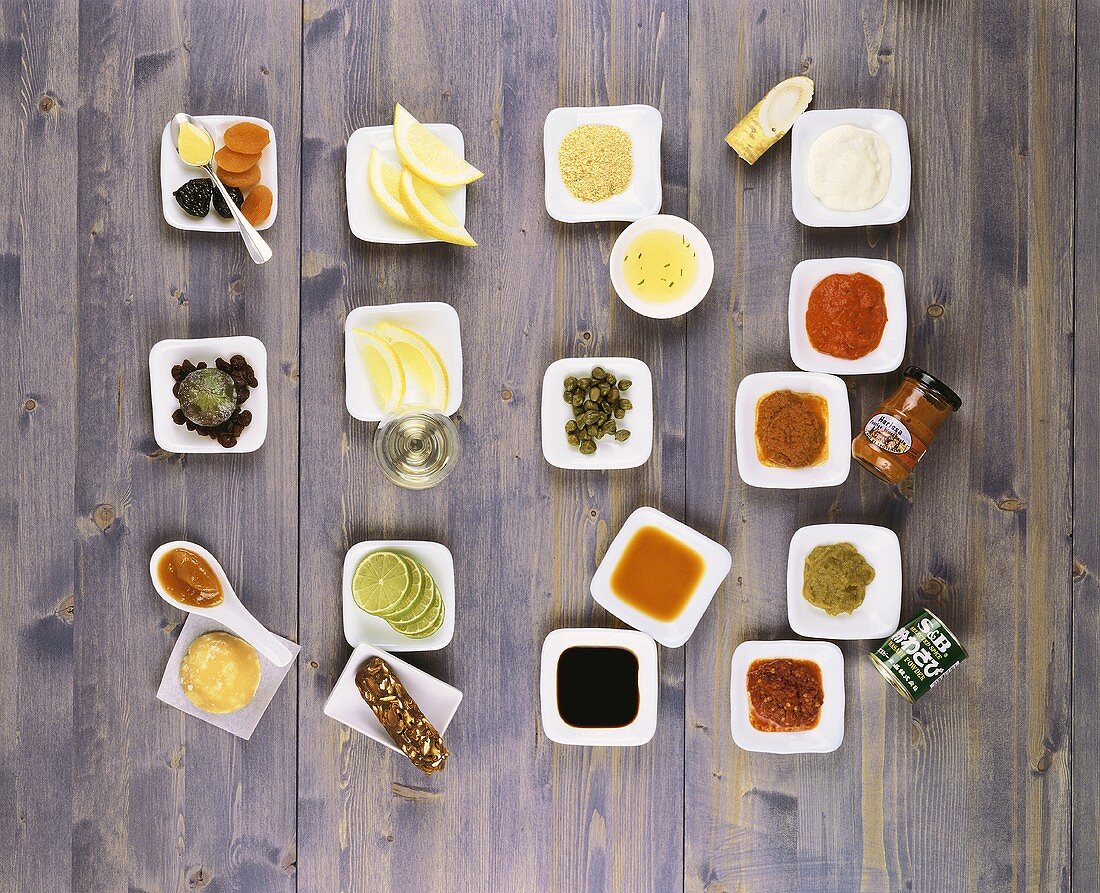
[
  {"left": 398, "top": 170, "right": 476, "bottom": 247},
  {"left": 393, "top": 104, "right": 483, "bottom": 188},
  {"left": 374, "top": 321, "right": 449, "bottom": 410},
  {"left": 352, "top": 327, "right": 406, "bottom": 413},
  {"left": 367, "top": 148, "right": 416, "bottom": 227},
  {"left": 352, "top": 551, "right": 411, "bottom": 615}
]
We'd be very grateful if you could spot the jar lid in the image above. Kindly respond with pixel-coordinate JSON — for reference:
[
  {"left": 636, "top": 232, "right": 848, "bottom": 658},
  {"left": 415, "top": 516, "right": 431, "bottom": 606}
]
[{"left": 904, "top": 366, "right": 962, "bottom": 411}]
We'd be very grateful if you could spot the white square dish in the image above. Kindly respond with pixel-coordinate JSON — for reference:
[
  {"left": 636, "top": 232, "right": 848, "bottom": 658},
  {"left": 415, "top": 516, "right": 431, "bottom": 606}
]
[
  {"left": 160, "top": 115, "right": 278, "bottom": 232},
  {"left": 790, "top": 109, "right": 911, "bottom": 227},
  {"left": 590, "top": 506, "right": 731, "bottom": 648},
  {"left": 540, "top": 357, "right": 653, "bottom": 470},
  {"left": 342, "top": 540, "right": 455, "bottom": 652},
  {"left": 730, "top": 639, "right": 845, "bottom": 754},
  {"left": 734, "top": 371, "right": 851, "bottom": 489},
  {"left": 346, "top": 124, "right": 466, "bottom": 244},
  {"left": 543, "top": 104, "right": 662, "bottom": 223},
  {"left": 148, "top": 335, "right": 268, "bottom": 454},
  {"left": 786, "top": 523, "right": 902, "bottom": 640},
  {"left": 539, "top": 627, "right": 658, "bottom": 746},
  {"left": 344, "top": 302, "right": 463, "bottom": 421},
  {"left": 323, "top": 643, "right": 463, "bottom": 756},
  {"left": 788, "top": 258, "right": 907, "bottom": 374}
]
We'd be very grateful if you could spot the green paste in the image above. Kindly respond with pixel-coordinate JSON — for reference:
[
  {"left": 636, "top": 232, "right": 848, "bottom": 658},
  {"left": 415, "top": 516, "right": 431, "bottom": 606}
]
[{"left": 802, "top": 542, "right": 876, "bottom": 615}]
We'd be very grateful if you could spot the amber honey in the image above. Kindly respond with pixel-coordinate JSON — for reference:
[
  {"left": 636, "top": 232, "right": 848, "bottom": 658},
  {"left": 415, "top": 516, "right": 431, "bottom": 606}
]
[{"left": 610, "top": 525, "right": 705, "bottom": 621}]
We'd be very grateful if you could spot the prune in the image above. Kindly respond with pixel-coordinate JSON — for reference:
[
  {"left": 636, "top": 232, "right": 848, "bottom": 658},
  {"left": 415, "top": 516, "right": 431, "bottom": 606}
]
[
  {"left": 173, "top": 178, "right": 213, "bottom": 217},
  {"left": 241, "top": 185, "right": 273, "bottom": 226},
  {"left": 212, "top": 185, "right": 244, "bottom": 219},
  {"left": 222, "top": 121, "right": 270, "bottom": 154}
]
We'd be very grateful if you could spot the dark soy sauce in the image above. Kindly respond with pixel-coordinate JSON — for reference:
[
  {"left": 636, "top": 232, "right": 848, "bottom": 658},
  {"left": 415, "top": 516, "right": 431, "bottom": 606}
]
[{"left": 556, "top": 646, "right": 640, "bottom": 728}]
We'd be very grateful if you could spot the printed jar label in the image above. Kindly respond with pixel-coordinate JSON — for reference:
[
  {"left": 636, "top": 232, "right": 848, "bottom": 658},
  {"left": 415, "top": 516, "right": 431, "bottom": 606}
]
[
  {"left": 869, "top": 609, "right": 968, "bottom": 701},
  {"left": 864, "top": 413, "right": 917, "bottom": 456}
]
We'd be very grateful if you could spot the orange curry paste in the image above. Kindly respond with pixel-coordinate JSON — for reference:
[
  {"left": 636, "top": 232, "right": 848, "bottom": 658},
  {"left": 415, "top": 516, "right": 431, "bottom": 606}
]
[{"left": 805, "top": 272, "right": 887, "bottom": 359}]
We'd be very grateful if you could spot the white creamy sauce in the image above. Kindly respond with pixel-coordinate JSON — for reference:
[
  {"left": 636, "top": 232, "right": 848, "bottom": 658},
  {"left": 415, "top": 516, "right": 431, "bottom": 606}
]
[{"left": 806, "top": 124, "right": 891, "bottom": 211}]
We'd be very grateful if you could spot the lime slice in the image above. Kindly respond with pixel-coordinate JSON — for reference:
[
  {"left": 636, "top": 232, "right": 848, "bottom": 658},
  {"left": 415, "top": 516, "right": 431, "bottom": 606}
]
[
  {"left": 352, "top": 551, "right": 411, "bottom": 615},
  {"left": 374, "top": 322, "right": 449, "bottom": 410},
  {"left": 393, "top": 103, "right": 483, "bottom": 188},
  {"left": 375, "top": 555, "right": 423, "bottom": 618},
  {"left": 389, "top": 570, "right": 436, "bottom": 623},
  {"left": 390, "top": 589, "right": 444, "bottom": 638},
  {"left": 397, "top": 169, "right": 476, "bottom": 246}
]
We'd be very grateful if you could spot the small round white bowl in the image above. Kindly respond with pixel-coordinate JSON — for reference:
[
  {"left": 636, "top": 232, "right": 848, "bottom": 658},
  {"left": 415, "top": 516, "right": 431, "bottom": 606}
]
[{"left": 609, "top": 215, "right": 715, "bottom": 319}]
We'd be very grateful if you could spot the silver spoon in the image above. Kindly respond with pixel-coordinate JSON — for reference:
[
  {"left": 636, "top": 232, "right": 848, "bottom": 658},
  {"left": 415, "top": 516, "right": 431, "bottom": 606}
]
[
  {"left": 171, "top": 113, "right": 273, "bottom": 265},
  {"left": 150, "top": 540, "right": 294, "bottom": 667}
]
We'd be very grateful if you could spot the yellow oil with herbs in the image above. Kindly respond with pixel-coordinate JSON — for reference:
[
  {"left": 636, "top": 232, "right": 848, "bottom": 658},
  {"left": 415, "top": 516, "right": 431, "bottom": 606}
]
[{"left": 620, "top": 229, "right": 698, "bottom": 303}]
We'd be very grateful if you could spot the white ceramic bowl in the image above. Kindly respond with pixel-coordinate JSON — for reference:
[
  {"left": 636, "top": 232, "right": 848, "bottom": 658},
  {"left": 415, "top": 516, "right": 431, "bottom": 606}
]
[
  {"left": 730, "top": 639, "right": 845, "bottom": 754},
  {"left": 342, "top": 540, "right": 455, "bottom": 652},
  {"left": 734, "top": 371, "right": 851, "bottom": 489},
  {"left": 160, "top": 115, "right": 278, "bottom": 232},
  {"left": 323, "top": 643, "right": 463, "bottom": 755},
  {"left": 149, "top": 336, "right": 268, "bottom": 454},
  {"left": 344, "top": 302, "right": 463, "bottom": 422},
  {"left": 786, "top": 524, "right": 902, "bottom": 640},
  {"left": 609, "top": 215, "right": 715, "bottom": 319},
  {"left": 543, "top": 104, "right": 662, "bottom": 223},
  {"left": 790, "top": 109, "right": 911, "bottom": 227},
  {"left": 788, "top": 258, "right": 906, "bottom": 374},
  {"left": 539, "top": 627, "right": 658, "bottom": 746},
  {"left": 540, "top": 357, "right": 652, "bottom": 470},
  {"left": 590, "top": 506, "right": 731, "bottom": 648},
  {"left": 346, "top": 123, "right": 467, "bottom": 244}
]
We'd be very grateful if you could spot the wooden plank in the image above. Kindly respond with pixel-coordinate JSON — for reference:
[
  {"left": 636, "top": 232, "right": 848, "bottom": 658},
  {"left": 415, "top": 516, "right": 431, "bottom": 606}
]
[
  {"left": 0, "top": 1, "right": 78, "bottom": 891},
  {"left": 296, "top": 1, "right": 685, "bottom": 889},
  {"left": 70, "top": 2, "right": 301, "bottom": 891},
  {"left": 684, "top": 2, "right": 1074, "bottom": 892},
  {"left": 1074, "top": 0, "right": 1099, "bottom": 886}
]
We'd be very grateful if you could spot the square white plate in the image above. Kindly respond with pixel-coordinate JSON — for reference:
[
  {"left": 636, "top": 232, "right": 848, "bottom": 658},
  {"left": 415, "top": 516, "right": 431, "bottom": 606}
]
[
  {"left": 346, "top": 124, "right": 466, "bottom": 244},
  {"left": 791, "top": 109, "right": 911, "bottom": 227},
  {"left": 539, "top": 627, "right": 658, "bottom": 746},
  {"left": 344, "top": 302, "right": 463, "bottom": 421},
  {"left": 342, "top": 540, "right": 455, "bottom": 652},
  {"left": 149, "top": 335, "right": 268, "bottom": 454},
  {"left": 590, "top": 506, "right": 731, "bottom": 648},
  {"left": 540, "top": 357, "right": 652, "bottom": 470},
  {"left": 786, "top": 523, "right": 902, "bottom": 640},
  {"left": 788, "top": 258, "right": 907, "bottom": 374},
  {"left": 323, "top": 643, "right": 463, "bottom": 757},
  {"left": 543, "top": 104, "right": 662, "bottom": 223},
  {"left": 160, "top": 115, "right": 278, "bottom": 232},
  {"left": 734, "top": 371, "right": 851, "bottom": 489},
  {"left": 730, "top": 640, "right": 845, "bottom": 754}
]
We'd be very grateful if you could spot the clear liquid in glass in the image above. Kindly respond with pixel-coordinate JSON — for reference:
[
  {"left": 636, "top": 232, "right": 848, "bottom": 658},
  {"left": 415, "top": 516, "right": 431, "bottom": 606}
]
[{"left": 373, "top": 410, "right": 460, "bottom": 490}]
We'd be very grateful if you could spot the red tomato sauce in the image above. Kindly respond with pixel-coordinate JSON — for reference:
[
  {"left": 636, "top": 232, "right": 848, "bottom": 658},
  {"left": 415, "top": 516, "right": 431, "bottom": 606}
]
[{"left": 805, "top": 272, "right": 887, "bottom": 360}]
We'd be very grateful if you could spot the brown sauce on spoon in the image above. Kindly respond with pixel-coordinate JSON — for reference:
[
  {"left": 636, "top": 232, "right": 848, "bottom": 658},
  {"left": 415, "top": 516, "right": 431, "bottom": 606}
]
[{"left": 157, "top": 547, "right": 223, "bottom": 607}]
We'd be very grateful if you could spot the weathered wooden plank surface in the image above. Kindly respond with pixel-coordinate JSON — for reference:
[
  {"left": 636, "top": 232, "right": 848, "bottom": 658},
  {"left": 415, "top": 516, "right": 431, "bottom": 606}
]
[
  {"left": 296, "top": 1, "right": 685, "bottom": 890},
  {"left": 70, "top": 1, "right": 301, "bottom": 891},
  {"left": 0, "top": 1, "right": 78, "bottom": 891},
  {"left": 685, "top": 2, "right": 1074, "bottom": 892}
]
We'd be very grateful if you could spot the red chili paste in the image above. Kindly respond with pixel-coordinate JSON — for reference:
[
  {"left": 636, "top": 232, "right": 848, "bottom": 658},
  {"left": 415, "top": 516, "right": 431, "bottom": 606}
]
[{"left": 805, "top": 272, "right": 887, "bottom": 360}]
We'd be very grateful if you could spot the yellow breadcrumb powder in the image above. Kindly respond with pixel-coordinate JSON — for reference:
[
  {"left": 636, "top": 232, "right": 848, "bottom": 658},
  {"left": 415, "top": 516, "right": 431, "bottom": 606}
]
[{"left": 558, "top": 124, "right": 634, "bottom": 202}]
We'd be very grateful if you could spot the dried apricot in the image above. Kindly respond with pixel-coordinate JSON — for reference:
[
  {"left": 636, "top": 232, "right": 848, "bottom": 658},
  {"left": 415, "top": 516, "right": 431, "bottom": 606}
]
[
  {"left": 241, "top": 185, "right": 273, "bottom": 225},
  {"left": 223, "top": 122, "right": 270, "bottom": 155},
  {"left": 214, "top": 146, "right": 261, "bottom": 172},
  {"left": 217, "top": 164, "right": 261, "bottom": 189}
]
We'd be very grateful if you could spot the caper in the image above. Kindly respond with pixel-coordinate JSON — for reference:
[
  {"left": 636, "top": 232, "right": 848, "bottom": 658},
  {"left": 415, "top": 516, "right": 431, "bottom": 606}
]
[
  {"left": 563, "top": 391, "right": 574, "bottom": 403},
  {"left": 618, "top": 379, "right": 632, "bottom": 391},
  {"left": 601, "top": 421, "right": 616, "bottom": 435},
  {"left": 567, "top": 433, "right": 580, "bottom": 446},
  {"left": 614, "top": 408, "right": 625, "bottom": 419},
  {"left": 586, "top": 425, "right": 599, "bottom": 437},
  {"left": 579, "top": 440, "right": 597, "bottom": 455},
  {"left": 571, "top": 393, "right": 584, "bottom": 407},
  {"left": 615, "top": 430, "right": 631, "bottom": 442},
  {"left": 565, "top": 419, "right": 577, "bottom": 434},
  {"left": 582, "top": 410, "right": 599, "bottom": 424},
  {"left": 592, "top": 366, "right": 606, "bottom": 380},
  {"left": 605, "top": 373, "right": 616, "bottom": 386},
  {"left": 564, "top": 376, "right": 577, "bottom": 389},
  {"left": 588, "top": 387, "right": 601, "bottom": 401},
  {"left": 594, "top": 428, "right": 605, "bottom": 439},
  {"left": 608, "top": 387, "right": 619, "bottom": 402},
  {"left": 599, "top": 382, "right": 610, "bottom": 396},
  {"left": 619, "top": 398, "right": 633, "bottom": 411},
  {"left": 579, "top": 377, "right": 591, "bottom": 388}
]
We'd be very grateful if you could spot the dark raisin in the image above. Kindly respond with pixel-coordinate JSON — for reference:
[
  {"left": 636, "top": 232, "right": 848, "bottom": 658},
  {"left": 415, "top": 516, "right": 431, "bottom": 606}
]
[
  {"left": 238, "top": 410, "right": 252, "bottom": 426},
  {"left": 231, "top": 355, "right": 246, "bottom": 368},
  {"left": 172, "top": 178, "right": 213, "bottom": 217},
  {"left": 216, "top": 357, "right": 231, "bottom": 371},
  {"left": 172, "top": 408, "right": 185, "bottom": 425},
  {"left": 237, "top": 387, "right": 250, "bottom": 402},
  {"left": 212, "top": 186, "right": 244, "bottom": 219}
]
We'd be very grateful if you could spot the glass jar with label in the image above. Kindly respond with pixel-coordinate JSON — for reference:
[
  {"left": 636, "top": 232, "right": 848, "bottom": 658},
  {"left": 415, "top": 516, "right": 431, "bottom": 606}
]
[{"left": 852, "top": 366, "right": 961, "bottom": 485}]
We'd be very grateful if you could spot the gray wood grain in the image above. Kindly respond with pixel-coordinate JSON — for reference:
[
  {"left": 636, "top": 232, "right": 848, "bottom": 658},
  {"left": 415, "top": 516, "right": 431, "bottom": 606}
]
[
  {"left": 685, "top": 2, "right": 1074, "bottom": 892},
  {"left": 0, "top": 1, "right": 78, "bottom": 891},
  {"left": 69, "top": 2, "right": 301, "bottom": 891}
]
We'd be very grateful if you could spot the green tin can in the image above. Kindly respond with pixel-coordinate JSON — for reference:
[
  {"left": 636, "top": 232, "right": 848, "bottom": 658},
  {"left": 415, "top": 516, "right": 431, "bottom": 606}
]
[{"left": 869, "top": 608, "right": 967, "bottom": 701}]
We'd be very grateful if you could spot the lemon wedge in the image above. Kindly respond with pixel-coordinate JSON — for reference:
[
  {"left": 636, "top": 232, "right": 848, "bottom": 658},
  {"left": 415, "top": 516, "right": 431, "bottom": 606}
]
[
  {"left": 398, "top": 169, "right": 476, "bottom": 246},
  {"left": 374, "top": 321, "right": 449, "bottom": 410},
  {"left": 367, "top": 148, "right": 416, "bottom": 227},
  {"left": 352, "top": 327, "right": 406, "bottom": 413},
  {"left": 393, "top": 104, "right": 483, "bottom": 188}
]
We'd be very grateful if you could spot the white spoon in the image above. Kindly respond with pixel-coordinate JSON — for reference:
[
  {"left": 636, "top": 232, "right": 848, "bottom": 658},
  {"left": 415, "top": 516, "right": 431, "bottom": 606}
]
[{"left": 150, "top": 540, "right": 294, "bottom": 667}]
